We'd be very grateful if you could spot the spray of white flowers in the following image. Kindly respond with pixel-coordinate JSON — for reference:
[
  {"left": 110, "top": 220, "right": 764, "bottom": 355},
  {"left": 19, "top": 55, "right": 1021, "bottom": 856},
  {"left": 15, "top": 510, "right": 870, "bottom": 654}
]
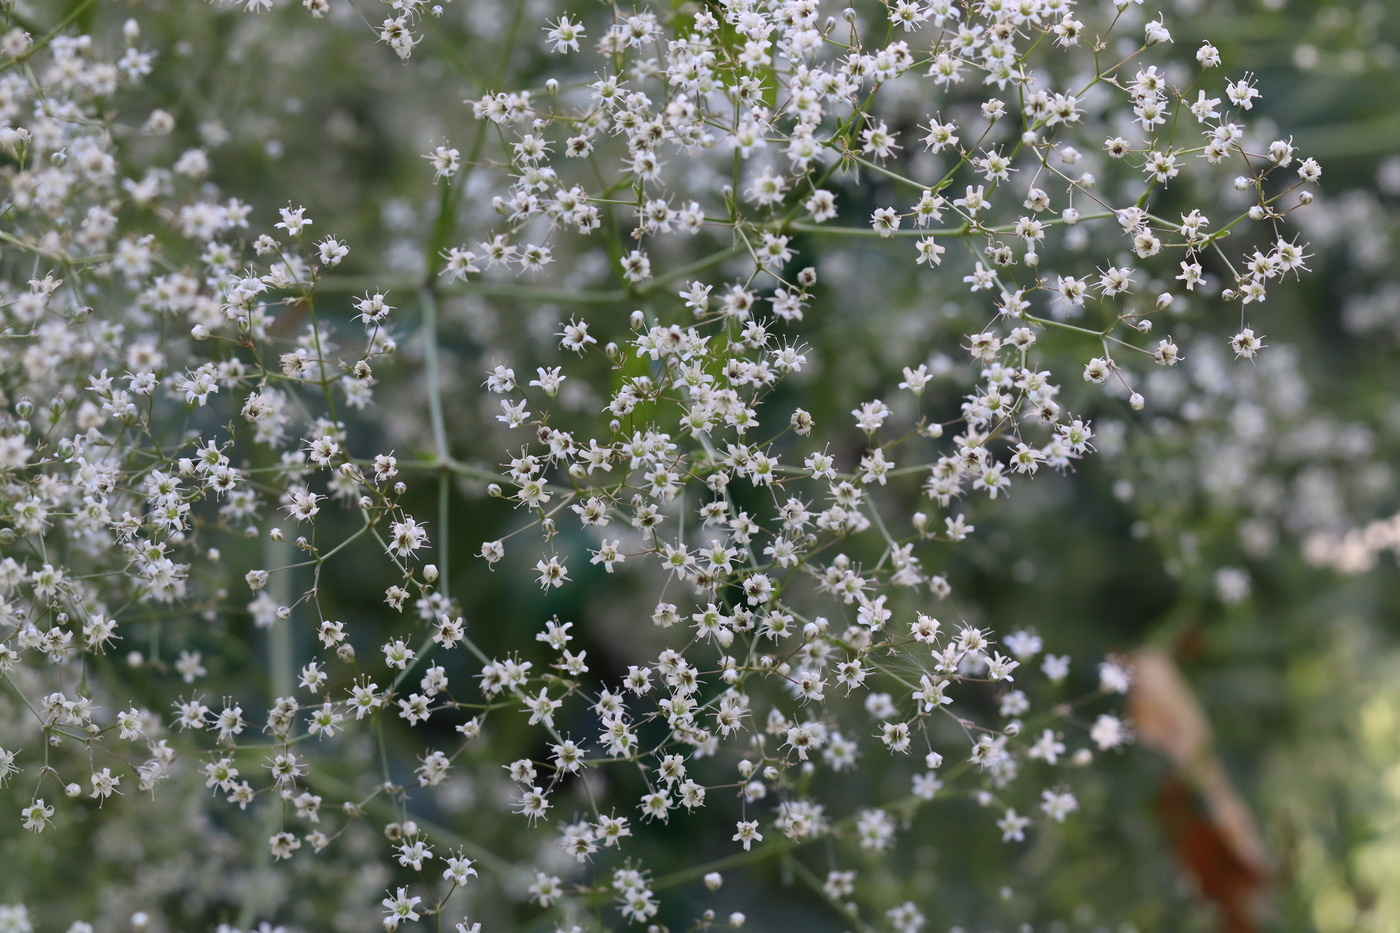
[{"left": 0, "top": 0, "right": 1323, "bottom": 929}]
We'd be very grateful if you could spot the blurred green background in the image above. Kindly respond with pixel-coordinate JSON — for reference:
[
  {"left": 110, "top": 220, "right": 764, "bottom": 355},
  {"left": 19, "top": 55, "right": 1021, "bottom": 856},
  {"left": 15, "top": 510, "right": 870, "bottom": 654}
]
[{"left": 5, "top": 0, "right": 1400, "bottom": 931}]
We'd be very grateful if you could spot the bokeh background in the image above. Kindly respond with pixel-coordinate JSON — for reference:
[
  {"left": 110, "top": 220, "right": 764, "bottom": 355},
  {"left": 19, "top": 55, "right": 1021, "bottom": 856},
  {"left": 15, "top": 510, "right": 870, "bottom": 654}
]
[{"left": 5, "top": 0, "right": 1400, "bottom": 931}]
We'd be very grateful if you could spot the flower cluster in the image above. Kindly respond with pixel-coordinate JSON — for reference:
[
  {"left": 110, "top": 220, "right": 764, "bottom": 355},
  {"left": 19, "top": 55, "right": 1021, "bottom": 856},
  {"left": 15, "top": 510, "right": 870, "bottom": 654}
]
[{"left": 0, "top": 0, "right": 1323, "bottom": 930}]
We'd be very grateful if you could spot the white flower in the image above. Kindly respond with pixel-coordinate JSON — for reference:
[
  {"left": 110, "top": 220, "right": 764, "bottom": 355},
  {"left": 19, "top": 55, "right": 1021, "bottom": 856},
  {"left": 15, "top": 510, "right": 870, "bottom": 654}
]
[
  {"left": 381, "top": 887, "right": 422, "bottom": 929},
  {"left": 274, "top": 205, "right": 312, "bottom": 235},
  {"left": 546, "top": 15, "right": 584, "bottom": 52}
]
